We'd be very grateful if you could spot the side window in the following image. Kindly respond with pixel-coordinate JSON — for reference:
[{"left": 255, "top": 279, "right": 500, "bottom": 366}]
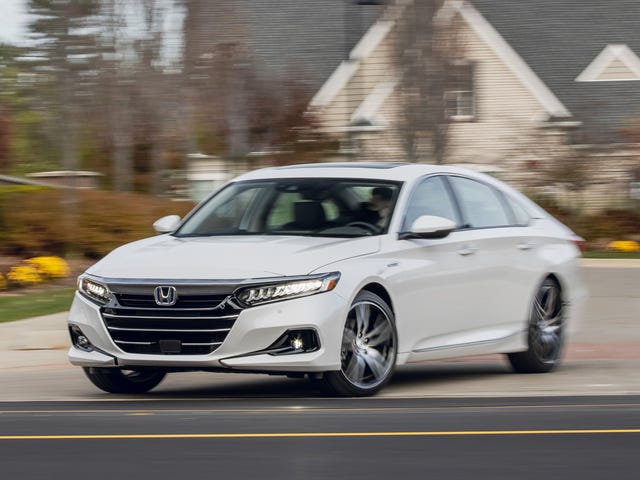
[
  {"left": 505, "top": 196, "right": 530, "bottom": 226},
  {"left": 448, "top": 176, "right": 510, "bottom": 228},
  {"left": 402, "top": 176, "right": 459, "bottom": 231}
]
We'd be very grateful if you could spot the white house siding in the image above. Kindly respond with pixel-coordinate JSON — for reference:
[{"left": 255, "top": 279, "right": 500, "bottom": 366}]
[
  {"left": 310, "top": 3, "right": 639, "bottom": 212},
  {"left": 364, "top": 92, "right": 406, "bottom": 160},
  {"left": 445, "top": 21, "right": 559, "bottom": 187},
  {"left": 567, "top": 149, "right": 640, "bottom": 213},
  {"left": 313, "top": 10, "right": 560, "bottom": 179},
  {"left": 313, "top": 20, "right": 399, "bottom": 134}
]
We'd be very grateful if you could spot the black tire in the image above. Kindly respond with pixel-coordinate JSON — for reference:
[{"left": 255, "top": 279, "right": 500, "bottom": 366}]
[
  {"left": 320, "top": 290, "right": 397, "bottom": 397},
  {"left": 507, "top": 277, "right": 564, "bottom": 373},
  {"left": 83, "top": 367, "right": 166, "bottom": 394}
]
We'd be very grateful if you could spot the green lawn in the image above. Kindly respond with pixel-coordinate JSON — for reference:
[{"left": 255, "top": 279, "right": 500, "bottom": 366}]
[
  {"left": 0, "top": 249, "right": 636, "bottom": 323},
  {"left": 0, "top": 287, "right": 76, "bottom": 323},
  {"left": 583, "top": 251, "right": 640, "bottom": 259}
]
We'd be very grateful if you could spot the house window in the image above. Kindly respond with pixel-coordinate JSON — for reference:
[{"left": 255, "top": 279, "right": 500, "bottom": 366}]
[{"left": 445, "top": 62, "right": 474, "bottom": 121}]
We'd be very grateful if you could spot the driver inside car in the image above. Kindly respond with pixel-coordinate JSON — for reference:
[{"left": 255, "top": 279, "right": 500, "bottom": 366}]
[{"left": 358, "top": 186, "right": 393, "bottom": 228}]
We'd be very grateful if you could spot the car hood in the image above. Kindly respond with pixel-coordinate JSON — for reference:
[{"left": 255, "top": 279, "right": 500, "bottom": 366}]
[{"left": 86, "top": 234, "right": 381, "bottom": 280}]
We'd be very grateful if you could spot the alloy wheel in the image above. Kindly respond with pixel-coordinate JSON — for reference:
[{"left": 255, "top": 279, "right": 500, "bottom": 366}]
[
  {"left": 340, "top": 299, "right": 396, "bottom": 389},
  {"left": 530, "top": 280, "right": 564, "bottom": 365}
]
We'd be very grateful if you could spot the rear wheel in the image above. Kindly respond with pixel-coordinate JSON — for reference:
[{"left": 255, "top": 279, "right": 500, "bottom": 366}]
[
  {"left": 83, "top": 367, "right": 166, "bottom": 394},
  {"left": 507, "top": 277, "right": 564, "bottom": 373},
  {"left": 320, "top": 291, "right": 397, "bottom": 397}
]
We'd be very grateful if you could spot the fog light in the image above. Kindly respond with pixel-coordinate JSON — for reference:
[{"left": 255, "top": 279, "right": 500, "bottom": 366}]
[
  {"left": 291, "top": 337, "right": 304, "bottom": 351},
  {"left": 69, "top": 324, "right": 94, "bottom": 352},
  {"left": 261, "top": 329, "right": 320, "bottom": 355}
]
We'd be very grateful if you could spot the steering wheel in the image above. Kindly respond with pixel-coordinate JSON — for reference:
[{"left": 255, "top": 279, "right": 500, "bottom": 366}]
[{"left": 346, "top": 221, "right": 381, "bottom": 234}]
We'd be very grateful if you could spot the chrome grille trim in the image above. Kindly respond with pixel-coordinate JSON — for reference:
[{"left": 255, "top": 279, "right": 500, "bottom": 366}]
[
  {"left": 100, "top": 285, "right": 241, "bottom": 355},
  {"left": 107, "top": 326, "right": 231, "bottom": 333},
  {"left": 101, "top": 305, "right": 235, "bottom": 312},
  {"left": 103, "top": 313, "right": 238, "bottom": 321}
]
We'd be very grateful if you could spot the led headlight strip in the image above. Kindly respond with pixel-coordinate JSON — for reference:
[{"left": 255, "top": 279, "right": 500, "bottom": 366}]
[
  {"left": 78, "top": 276, "right": 112, "bottom": 304},
  {"left": 235, "top": 272, "right": 340, "bottom": 307}
]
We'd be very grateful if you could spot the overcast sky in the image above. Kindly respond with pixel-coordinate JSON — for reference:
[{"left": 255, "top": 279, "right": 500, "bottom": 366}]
[{"left": 0, "top": 0, "right": 28, "bottom": 44}]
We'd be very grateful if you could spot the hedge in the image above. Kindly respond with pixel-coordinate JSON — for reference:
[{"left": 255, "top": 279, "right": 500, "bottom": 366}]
[
  {"left": 0, "top": 187, "right": 195, "bottom": 258},
  {"left": 0, "top": 186, "right": 638, "bottom": 258}
]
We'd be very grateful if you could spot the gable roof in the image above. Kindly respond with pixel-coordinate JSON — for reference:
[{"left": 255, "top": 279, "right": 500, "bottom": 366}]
[
  {"left": 576, "top": 44, "right": 640, "bottom": 82},
  {"left": 310, "top": 19, "right": 395, "bottom": 108},
  {"left": 451, "top": 1, "right": 570, "bottom": 118},
  {"left": 185, "top": 0, "right": 385, "bottom": 92},
  {"left": 471, "top": 0, "right": 640, "bottom": 143}
]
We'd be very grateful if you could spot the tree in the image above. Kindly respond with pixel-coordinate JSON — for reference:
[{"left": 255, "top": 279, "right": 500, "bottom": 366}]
[
  {"left": 89, "top": 0, "right": 187, "bottom": 193},
  {"left": 22, "top": 0, "right": 105, "bottom": 176},
  {"left": 182, "top": 0, "right": 252, "bottom": 160},
  {"left": 393, "top": 0, "right": 456, "bottom": 164},
  {"left": 0, "top": 45, "right": 19, "bottom": 171},
  {"left": 0, "top": 43, "right": 58, "bottom": 174}
]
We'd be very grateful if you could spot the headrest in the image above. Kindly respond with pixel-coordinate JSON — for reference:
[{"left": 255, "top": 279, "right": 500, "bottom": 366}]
[{"left": 294, "top": 201, "right": 326, "bottom": 230}]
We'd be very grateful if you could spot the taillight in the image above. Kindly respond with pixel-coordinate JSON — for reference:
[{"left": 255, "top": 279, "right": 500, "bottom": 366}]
[{"left": 571, "top": 235, "right": 586, "bottom": 254}]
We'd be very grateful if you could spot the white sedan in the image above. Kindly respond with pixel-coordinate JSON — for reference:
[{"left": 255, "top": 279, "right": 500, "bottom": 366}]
[{"left": 68, "top": 162, "right": 586, "bottom": 396}]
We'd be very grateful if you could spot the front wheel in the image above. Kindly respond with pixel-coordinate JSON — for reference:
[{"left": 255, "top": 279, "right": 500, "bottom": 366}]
[
  {"left": 320, "top": 291, "right": 397, "bottom": 396},
  {"left": 507, "top": 277, "right": 564, "bottom": 373},
  {"left": 83, "top": 367, "right": 166, "bottom": 394}
]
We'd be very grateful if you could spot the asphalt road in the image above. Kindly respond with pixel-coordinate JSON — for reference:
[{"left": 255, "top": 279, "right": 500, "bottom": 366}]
[
  {"left": 0, "top": 264, "right": 638, "bottom": 478},
  {"left": 1, "top": 396, "right": 638, "bottom": 479}
]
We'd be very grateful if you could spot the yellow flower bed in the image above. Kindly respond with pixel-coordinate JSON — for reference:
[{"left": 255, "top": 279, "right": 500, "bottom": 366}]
[
  {"left": 607, "top": 240, "right": 640, "bottom": 253},
  {"left": 26, "top": 256, "right": 71, "bottom": 279},
  {"left": 6, "top": 264, "right": 44, "bottom": 286},
  {"left": 2, "top": 256, "right": 70, "bottom": 289}
]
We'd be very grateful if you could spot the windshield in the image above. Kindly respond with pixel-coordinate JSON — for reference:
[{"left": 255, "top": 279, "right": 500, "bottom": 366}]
[{"left": 175, "top": 178, "right": 402, "bottom": 238}]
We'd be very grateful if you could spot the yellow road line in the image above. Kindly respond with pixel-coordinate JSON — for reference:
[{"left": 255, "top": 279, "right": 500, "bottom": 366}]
[{"left": 1, "top": 429, "right": 639, "bottom": 441}]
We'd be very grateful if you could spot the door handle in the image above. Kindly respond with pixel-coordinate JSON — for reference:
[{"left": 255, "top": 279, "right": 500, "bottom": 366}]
[
  {"left": 457, "top": 245, "right": 477, "bottom": 256},
  {"left": 516, "top": 241, "right": 536, "bottom": 251}
]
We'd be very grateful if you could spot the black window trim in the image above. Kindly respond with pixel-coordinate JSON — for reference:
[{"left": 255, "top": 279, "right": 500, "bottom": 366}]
[
  {"left": 444, "top": 174, "right": 525, "bottom": 231},
  {"left": 399, "top": 173, "right": 464, "bottom": 232},
  {"left": 500, "top": 192, "right": 532, "bottom": 227}
]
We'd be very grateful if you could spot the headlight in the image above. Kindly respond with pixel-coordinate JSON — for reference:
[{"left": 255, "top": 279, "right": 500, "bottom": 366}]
[
  {"left": 78, "top": 276, "right": 112, "bottom": 304},
  {"left": 235, "top": 272, "right": 340, "bottom": 307}
]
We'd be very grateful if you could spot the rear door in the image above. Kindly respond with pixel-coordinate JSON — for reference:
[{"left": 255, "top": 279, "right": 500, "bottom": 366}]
[
  {"left": 446, "top": 175, "right": 538, "bottom": 336},
  {"left": 390, "top": 175, "right": 486, "bottom": 353}
]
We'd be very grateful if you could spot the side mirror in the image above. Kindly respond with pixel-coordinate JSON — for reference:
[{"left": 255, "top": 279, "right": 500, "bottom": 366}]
[
  {"left": 153, "top": 215, "right": 181, "bottom": 234},
  {"left": 398, "top": 215, "right": 457, "bottom": 240}
]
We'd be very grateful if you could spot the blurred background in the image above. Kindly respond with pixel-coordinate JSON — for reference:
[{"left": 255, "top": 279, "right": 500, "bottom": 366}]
[{"left": 0, "top": 0, "right": 639, "bottom": 284}]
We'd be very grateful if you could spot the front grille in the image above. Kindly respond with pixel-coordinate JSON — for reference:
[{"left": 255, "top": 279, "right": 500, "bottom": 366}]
[
  {"left": 101, "top": 289, "right": 240, "bottom": 355},
  {"left": 116, "top": 293, "right": 231, "bottom": 310}
]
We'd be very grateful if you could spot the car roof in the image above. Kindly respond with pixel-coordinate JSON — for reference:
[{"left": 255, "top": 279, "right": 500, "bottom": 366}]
[{"left": 234, "top": 162, "right": 485, "bottom": 182}]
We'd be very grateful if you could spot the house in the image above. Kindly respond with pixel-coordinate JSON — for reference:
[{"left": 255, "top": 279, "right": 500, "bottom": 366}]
[
  {"left": 184, "top": 0, "right": 384, "bottom": 94},
  {"left": 309, "top": 0, "right": 640, "bottom": 208}
]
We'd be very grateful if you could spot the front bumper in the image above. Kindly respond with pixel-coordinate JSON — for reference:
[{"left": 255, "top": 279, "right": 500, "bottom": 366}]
[{"left": 67, "top": 290, "right": 347, "bottom": 373}]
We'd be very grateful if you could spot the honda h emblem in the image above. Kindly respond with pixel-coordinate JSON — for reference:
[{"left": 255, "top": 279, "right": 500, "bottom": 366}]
[{"left": 154, "top": 286, "right": 178, "bottom": 306}]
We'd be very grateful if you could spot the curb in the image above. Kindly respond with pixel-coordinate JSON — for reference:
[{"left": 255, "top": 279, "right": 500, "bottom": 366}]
[{"left": 580, "top": 258, "right": 640, "bottom": 268}]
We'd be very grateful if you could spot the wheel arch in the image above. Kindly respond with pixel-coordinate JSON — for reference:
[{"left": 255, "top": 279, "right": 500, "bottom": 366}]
[
  {"left": 360, "top": 282, "right": 394, "bottom": 315},
  {"left": 544, "top": 272, "right": 564, "bottom": 295}
]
